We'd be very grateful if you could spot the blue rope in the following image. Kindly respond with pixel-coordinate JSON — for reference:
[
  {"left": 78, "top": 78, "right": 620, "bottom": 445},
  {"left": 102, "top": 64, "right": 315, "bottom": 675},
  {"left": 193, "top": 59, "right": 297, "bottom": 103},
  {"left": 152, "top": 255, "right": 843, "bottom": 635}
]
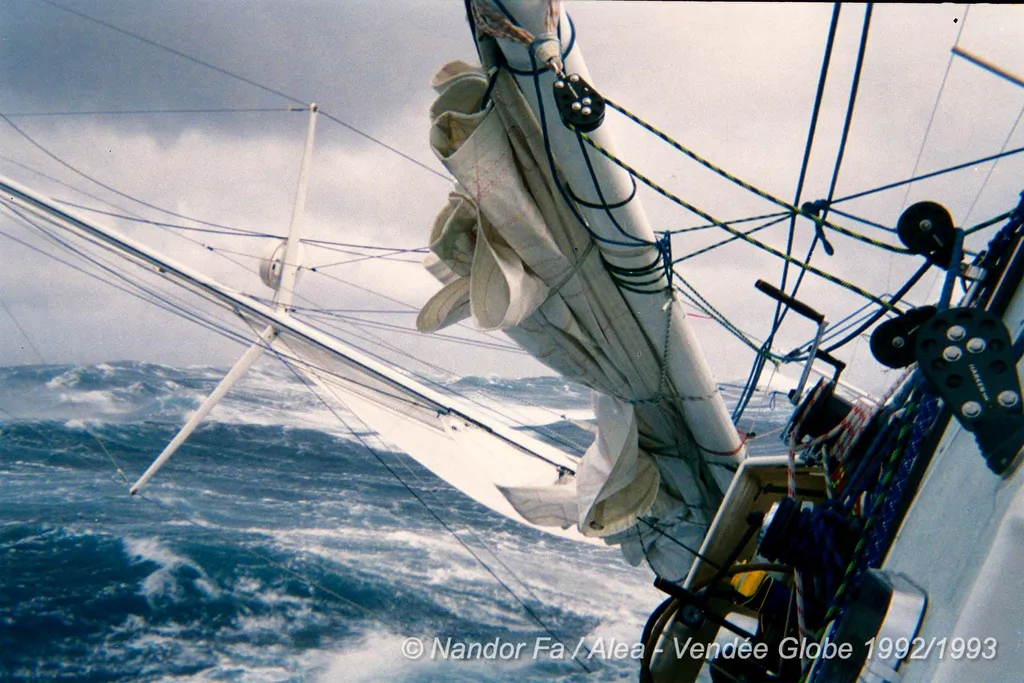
[
  {"left": 835, "top": 145, "right": 1024, "bottom": 205},
  {"left": 860, "top": 393, "right": 942, "bottom": 571},
  {"left": 778, "top": 499, "right": 853, "bottom": 600},
  {"left": 734, "top": 4, "right": 841, "bottom": 423}
]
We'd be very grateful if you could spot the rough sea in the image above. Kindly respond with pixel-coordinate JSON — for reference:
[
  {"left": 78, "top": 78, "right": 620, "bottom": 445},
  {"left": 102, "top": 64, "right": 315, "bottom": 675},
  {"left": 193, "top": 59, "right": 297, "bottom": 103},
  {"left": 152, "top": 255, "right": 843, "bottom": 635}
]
[{"left": 0, "top": 362, "right": 791, "bottom": 682}]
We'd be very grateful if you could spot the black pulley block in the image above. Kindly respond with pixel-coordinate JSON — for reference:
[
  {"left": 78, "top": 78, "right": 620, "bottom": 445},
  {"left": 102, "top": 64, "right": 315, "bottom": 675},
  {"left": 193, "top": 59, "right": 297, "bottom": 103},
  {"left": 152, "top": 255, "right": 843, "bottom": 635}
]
[
  {"left": 869, "top": 306, "right": 937, "bottom": 369},
  {"left": 915, "top": 306, "right": 1024, "bottom": 475},
  {"left": 897, "top": 201, "right": 956, "bottom": 268},
  {"left": 552, "top": 73, "right": 605, "bottom": 132}
]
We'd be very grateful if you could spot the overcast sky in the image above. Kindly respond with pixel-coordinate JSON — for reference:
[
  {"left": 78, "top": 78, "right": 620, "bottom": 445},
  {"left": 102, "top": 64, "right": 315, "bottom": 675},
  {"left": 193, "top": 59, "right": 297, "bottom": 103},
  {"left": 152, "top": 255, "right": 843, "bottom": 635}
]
[{"left": 1, "top": 1, "right": 1023, "bottom": 395}]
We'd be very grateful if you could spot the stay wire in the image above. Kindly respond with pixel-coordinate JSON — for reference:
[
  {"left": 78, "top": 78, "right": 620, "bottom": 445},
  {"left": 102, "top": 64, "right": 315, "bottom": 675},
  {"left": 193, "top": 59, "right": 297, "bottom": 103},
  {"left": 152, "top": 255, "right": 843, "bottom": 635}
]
[
  {"left": 673, "top": 212, "right": 796, "bottom": 264},
  {"left": 38, "top": 0, "right": 305, "bottom": 105},
  {"left": 797, "top": 259, "right": 930, "bottom": 357},
  {"left": 34, "top": 0, "right": 451, "bottom": 184},
  {"left": 1, "top": 206, "right": 261, "bottom": 352},
  {"left": 963, "top": 100, "right": 1024, "bottom": 226},
  {"left": 894, "top": 5, "right": 969, "bottom": 216},
  {"left": 53, "top": 201, "right": 283, "bottom": 238},
  {"left": 1, "top": 113, "right": 276, "bottom": 234},
  {"left": 773, "top": 2, "right": 843, "bottom": 329},
  {"left": 264, "top": 345, "right": 594, "bottom": 673},
  {"left": 319, "top": 111, "right": 450, "bottom": 182},
  {"left": 788, "top": 3, "right": 874, "bottom": 298},
  {"left": 835, "top": 144, "right": 1024, "bottom": 205},
  {"left": 2, "top": 107, "right": 294, "bottom": 117},
  {"left": 763, "top": 4, "right": 874, "bottom": 375},
  {"left": 670, "top": 210, "right": 793, "bottom": 235},
  {"left": 0, "top": 294, "right": 47, "bottom": 363}
]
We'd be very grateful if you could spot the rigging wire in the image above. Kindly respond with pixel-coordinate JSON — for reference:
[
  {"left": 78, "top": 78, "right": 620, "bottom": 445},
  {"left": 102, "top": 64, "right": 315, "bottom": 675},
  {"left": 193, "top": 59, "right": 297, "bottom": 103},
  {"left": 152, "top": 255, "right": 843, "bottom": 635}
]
[
  {"left": 0, "top": 207, "right": 261, "bottom": 350},
  {"left": 894, "top": 5, "right": 969, "bottom": 216},
  {"left": 38, "top": 0, "right": 305, "bottom": 105},
  {"left": 963, "top": 100, "right": 1024, "bottom": 226},
  {"left": 0, "top": 295, "right": 46, "bottom": 363},
  {"left": 307, "top": 245, "right": 428, "bottom": 270},
  {"left": 4, "top": 192, "right": 589, "bottom": 455},
  {"left": 318, "top": 111, "right": 450, "bottom": 182},
  {"left": 673, "top": 212, "right": 796, "bottom": 264},
  {"left": 33, "top": 0, "right": 452, "bottom": 184},
  {"left": 575, "top": 140, "right": 895, "bottom": 307},
  {"left": 789, "top": 3, "right": 874, "bottom": 291},
  {"left": 1, "top": 107, "right": 295, "bottom": 117},
  {"left": 670, "top": 210, "right": 793, "bottom": 234},
  {"left": 53, "top": 200, "right": 283, "bottom": 238},
  {"left": 261, "top": 343, "right": 594, "bottom": 673},
  {"left": 732, "top": 2, "right": 842, "bottom": 421},
  {"left": 0, "top": 113, "right": 277, "bottom": 234},
  {"left": 771, "top": 1, "right": 843, "bottom": 328},
  {"left": 4, "top": 195, "right": 588, "bottom": 460},
  {"left": 832, "top": 144, "right": 1024, "bottom": 205}
]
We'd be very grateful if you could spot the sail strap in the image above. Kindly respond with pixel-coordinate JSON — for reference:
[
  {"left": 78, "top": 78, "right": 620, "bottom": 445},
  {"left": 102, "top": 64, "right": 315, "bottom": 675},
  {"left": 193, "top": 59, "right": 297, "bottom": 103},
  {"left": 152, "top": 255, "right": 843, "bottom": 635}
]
[
  {"left": 544, "top": 236, "right": 596, "bottom": 300},
  {"left": 470, "top": 0, "right": 563, "bottom": 72}
]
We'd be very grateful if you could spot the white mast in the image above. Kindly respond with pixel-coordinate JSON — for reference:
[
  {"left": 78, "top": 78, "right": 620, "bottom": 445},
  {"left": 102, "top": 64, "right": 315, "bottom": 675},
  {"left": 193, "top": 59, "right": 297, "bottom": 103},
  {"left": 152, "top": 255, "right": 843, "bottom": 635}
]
[
  {"left": 485, "top": 1, "right": 744, "bottom": 476},
  {"left": 129, "top": 103, "right": 319, "bottom": 494}
]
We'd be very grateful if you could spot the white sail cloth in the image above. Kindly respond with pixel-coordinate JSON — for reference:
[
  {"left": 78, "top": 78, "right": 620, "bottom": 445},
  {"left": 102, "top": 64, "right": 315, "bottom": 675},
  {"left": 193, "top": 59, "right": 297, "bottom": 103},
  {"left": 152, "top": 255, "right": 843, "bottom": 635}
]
[
  {"left": 498, "top": 392, "right": 659, "bottom": 537},
  {"left": 418, "top": 61, "right": 723, "bottom": 575}
]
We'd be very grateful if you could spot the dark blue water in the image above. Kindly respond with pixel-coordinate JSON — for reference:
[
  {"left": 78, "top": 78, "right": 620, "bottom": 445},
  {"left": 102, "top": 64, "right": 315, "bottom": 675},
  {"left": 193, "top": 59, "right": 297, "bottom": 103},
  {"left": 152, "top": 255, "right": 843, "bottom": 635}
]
[{"left": 0, "top": 362, "right": 789, "bottom": 682}]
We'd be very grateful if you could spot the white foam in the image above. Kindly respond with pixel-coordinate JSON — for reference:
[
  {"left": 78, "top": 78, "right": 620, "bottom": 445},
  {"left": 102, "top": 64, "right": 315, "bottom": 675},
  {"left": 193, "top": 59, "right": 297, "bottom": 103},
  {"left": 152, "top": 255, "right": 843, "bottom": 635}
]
[{"left": 122, "top": 536, "right": 221, "bottom": 602}]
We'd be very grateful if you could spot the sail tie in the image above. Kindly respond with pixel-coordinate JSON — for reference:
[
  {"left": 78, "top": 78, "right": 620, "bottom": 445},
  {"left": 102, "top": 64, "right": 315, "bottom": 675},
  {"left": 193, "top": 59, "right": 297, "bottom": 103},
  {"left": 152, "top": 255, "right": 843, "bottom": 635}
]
[{"left": 470, "top": 0, "right": 567, "bottom": 74}]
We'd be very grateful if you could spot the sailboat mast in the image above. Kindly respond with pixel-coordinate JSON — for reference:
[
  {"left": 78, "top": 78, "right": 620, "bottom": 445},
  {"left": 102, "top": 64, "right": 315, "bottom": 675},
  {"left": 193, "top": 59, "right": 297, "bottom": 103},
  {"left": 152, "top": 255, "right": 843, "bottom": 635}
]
[
  {"left": 276, "top": 103, "right": 318, "bottom": 311},
  {"left": 483, "top": 0, "right": 745, "bottom": 476}
]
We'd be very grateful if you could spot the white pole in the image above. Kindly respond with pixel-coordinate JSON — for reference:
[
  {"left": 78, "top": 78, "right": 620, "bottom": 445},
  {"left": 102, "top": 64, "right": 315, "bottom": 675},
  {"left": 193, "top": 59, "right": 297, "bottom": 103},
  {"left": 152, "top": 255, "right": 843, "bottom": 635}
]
[
  {"left": 490, "top": 2, "right": 744, "bottom": 472},
  {"left": 131, "top": 103, "right": 318, "bottom": 493},
  {"left": 275, "top": 103, "right": 318, "bottom": 311},
  {"left": 130, "top": 325, "right": 277, "bottom": 494}
]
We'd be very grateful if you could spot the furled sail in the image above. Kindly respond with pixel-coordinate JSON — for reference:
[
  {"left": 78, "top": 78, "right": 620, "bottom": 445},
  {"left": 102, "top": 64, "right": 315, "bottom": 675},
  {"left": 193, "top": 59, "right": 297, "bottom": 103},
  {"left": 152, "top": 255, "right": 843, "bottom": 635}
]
[{"left": 419, "top": 4, "right": 744, "bottom": 576}]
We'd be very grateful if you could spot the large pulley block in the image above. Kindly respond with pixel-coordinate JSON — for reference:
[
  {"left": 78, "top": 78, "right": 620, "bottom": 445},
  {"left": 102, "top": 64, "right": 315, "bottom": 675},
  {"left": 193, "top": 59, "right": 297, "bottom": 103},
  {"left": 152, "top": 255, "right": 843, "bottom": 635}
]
[
  {"left": 552, "top": 73, "right": 605, "bottom": 132},
  {"left": 897, "top": 201, "right": 957, "bottom": 268},
  {"left": 915, "top": 307, "right": 1024, "bottom": 475},
  {"left": 869, "top": 306, "right": 937, "bottom": 369}
]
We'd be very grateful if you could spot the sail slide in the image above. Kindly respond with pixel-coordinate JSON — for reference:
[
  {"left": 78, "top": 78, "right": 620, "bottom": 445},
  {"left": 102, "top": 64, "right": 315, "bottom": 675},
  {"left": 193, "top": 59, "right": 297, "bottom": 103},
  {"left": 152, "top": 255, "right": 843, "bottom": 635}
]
[
  {"left": 0, "top": 174, "right": 596, "bottom": 544},
  {"left": 417, "top": 0, "right": 745, "bottom": 577}
]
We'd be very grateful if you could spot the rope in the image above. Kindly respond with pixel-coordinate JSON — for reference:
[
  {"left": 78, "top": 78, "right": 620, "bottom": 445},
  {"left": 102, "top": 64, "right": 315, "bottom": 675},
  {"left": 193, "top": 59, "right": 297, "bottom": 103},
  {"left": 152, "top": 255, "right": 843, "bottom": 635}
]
[
  {"left": 834, "top": 144, "right": 1024, "bottom": 205},
  {"left": 734, "top": 5, "right": 842, "bottom": 425},
  {"left": 591, "top": 103, "right": 910, "bottom": 255},
  {"left": 268, "top": 348, "right": 595, "bottom": 673},
  {"left": 673, "top": 275, "right": 772, "bottom": 357},
  {"left": 861, "top": 393, "right": 942, "bottom": 569},
  {"left": 820, "top": 395, "right": 920, "bottom": 630},
  {"left": 571, "top": 132, "right": 900, "bottom": 308},
  {"left": 673, "top": 212, "right": 797, "bottom": 263},
  {"left": 670, "top": 210, "right": 793, "bottom": 234},
  {"left": 773, "top": 2, "right": 843, "bottom": 341},
  {"left": 786, "top": 3, "right": 874, "bottom": 299},
  {"left": 695, "top": 431, "right": 749, "bottom": 457}
]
